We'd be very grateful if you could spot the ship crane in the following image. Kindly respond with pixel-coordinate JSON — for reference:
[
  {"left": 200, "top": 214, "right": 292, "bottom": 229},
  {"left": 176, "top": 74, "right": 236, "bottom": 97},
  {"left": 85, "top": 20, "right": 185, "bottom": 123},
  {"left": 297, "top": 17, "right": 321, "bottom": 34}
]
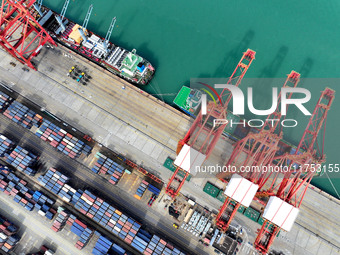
[
  {"left": 253, "top": 88, "right": 335, "bottom": 254},
  {"left": 103, "top": 17, "right": 116, "bottom": 50},
  {"left": 0, "top": 0, "right": 57, "bottom": 70},
  {"left": 214, "top": 71, "right": 301, "bottom": 233},
  {"left": 33, "top": 0, "right": 43, "bottom": 16},
  {"left": 78, "top": 4, "right": 93, "bottom": 42},
  {"left": 165, "top": 49, "right": 256, "bottom": 198},
  {"left": 55, "top": 0, "right": 70, "bottom": 34}
]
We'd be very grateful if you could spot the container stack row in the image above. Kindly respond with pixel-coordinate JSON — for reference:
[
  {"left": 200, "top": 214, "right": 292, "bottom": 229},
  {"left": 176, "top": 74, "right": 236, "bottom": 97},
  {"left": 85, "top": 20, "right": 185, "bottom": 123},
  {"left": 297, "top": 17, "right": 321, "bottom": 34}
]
[
  {"left": 0, "top": 91, "right": 93, "bottom": 160},
  {"left": 92, "top": 234, "right": 131, "bottom": 255},
  {"left": 0, "top": 91, "right": 12, "bottom": 111},
  {"left": 147, "top": 184, "right": 161, "bottom": 196},
  {"left": 0, "top": 134, "right": 14, "bottom": 157},
  {"left": 4, "top": 145, "right": 38, "bottom": 176},
  {"left": 0, "top": 213, "right": 20, "bottom": 254},
  {"left": 35, "top": 120, "right": 67, "bottom": 148},
  {"left": 3, "top": 101, "right": 42, "bottom": 129},
  {"left": 37, "top": 168, "right": 75, "bottom": 203},
  {"left": 0, "top": 166, "right": 56, "bottom": 220},
  {"left": 0, "top": 214, "right": 18, "bottom": 236},
  {"left": 134, "top": 180, "right": 149, "bottom": 200},
  {"left": 147, "top": 235, "right": 184, "bottom": 255},
  {"left": 70, "top": 218, "right": 93, "bottom": 250},
  {"left": 92, "top": 235, "right": 113, "bottom": 255},
  {"left": 36, "top": 120, "right": 92, "bottom": 158},
  {"left": 92, "top": 152, "right": 124, "bottom": 185},
  {"left": 32, "top": 191, "right": 56, "bottom": 220},
  {"left": 51, "top": 207, "right": 70, "bottom": 232},
  {"left": 66, "top": 214, "right": 77, "bottom": 226},
  {"left": 0, "top": 231, "right": 20, "bottom": 253},
  {"left": 73, "top": 189, "right": 143, "bottom": 242}
]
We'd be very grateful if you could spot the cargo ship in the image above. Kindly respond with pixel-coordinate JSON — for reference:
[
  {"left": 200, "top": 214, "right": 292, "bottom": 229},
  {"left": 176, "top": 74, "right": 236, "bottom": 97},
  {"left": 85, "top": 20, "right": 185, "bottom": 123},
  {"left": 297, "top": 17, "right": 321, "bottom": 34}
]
[{"left": 31, "top": 2, "right": 155, "bottom": 85}]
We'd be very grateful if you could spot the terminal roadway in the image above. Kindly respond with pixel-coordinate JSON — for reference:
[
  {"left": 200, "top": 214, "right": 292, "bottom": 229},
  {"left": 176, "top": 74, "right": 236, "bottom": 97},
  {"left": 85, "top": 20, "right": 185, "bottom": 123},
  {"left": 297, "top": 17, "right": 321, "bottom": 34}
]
[{"left": 0, "top": 111, "right": 208, "bottom": 255}]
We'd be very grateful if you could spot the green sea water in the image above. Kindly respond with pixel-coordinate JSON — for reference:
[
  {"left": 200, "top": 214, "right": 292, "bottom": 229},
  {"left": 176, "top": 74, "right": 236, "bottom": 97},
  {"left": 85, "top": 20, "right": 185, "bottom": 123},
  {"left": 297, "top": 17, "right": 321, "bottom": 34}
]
[{"left": 44, "top": 0, "right": 340, "bottom": 198}]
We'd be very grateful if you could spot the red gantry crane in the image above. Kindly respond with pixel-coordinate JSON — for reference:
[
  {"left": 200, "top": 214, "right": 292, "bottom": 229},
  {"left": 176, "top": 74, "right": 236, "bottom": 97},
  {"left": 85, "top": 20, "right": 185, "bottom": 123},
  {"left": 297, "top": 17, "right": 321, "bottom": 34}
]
[
  {"left": 0, "top": 0, "right": 56, "bottom": 70},
  {"left": 165, "top": 49, "right": 256, "bottom": 198},
  {"left": 254, "top": 88, "right": 335, "bottom": 254},
  {"left": 214, "top": 71, "right": 301, "bottom": 232}
]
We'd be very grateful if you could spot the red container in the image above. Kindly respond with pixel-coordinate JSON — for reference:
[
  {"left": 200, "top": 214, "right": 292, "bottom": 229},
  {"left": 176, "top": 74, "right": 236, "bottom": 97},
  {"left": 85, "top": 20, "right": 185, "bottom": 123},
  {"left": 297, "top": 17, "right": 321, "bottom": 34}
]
[
  {"left": 125, "top": 238, "right": 132, "bottom": 244},
  {"left": 20, "top": 180, "right": 27, "bottom": 185},
  {"left": 74, "top": 219, "right": 87, "bottom": 229}
]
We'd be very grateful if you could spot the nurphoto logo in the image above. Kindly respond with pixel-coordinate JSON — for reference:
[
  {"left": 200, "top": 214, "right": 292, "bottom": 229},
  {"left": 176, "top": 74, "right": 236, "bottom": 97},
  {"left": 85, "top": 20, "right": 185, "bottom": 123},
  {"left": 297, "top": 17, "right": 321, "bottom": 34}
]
[{"left": 200, "top": 84, "right": 311, "bottom": 128}]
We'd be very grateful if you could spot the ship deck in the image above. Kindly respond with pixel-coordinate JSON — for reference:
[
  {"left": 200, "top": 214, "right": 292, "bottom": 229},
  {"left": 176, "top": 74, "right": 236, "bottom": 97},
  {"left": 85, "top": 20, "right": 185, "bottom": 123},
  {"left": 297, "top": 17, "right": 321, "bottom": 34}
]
[{"left": 0, "top": 44, "right": 339, "bottom": 255}]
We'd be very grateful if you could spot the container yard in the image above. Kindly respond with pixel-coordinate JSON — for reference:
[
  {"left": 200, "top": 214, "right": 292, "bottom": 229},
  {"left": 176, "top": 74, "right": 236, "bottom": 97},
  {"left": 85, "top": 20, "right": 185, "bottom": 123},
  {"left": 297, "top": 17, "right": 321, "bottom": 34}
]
[
  {"left": 0, "top": 1, "right": 339, "bottom": 255},
  {"left": 38, "top": 168, "right": 188, "bottom": 254}
]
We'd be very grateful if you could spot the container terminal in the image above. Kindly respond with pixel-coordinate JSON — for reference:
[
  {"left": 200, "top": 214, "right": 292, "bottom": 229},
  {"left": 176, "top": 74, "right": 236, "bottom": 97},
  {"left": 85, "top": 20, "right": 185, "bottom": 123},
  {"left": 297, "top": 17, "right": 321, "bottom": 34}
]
[{"left": 0, "top": 1, "right": 339, "bottom": 255}]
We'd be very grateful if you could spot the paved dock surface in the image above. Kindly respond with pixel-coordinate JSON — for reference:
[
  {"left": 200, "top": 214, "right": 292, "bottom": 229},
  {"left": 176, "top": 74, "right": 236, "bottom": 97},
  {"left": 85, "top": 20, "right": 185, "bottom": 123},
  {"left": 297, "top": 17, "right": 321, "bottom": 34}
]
[{"left": 0, "top": 45, "right": 339, "bottom": 255}]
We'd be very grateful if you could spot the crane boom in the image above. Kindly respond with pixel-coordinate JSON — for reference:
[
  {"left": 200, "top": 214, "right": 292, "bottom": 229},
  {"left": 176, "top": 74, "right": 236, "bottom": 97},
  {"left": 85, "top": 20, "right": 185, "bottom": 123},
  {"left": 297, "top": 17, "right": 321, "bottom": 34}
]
[
  {"left": 60, "top": 0, "right": 69, "bottom": 21},
  {"left": 55, "top": 0, "right": 69, "bottom": 33},
  {"left": 105, "top": 17, "right": 116, "bottom": 44},
  {"left": 82, "top": 4, "right": 93, "bottom": 29}
]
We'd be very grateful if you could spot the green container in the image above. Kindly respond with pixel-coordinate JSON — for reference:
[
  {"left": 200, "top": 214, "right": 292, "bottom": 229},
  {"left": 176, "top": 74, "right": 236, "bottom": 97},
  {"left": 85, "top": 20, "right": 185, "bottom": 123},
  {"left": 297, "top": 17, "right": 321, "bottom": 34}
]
[
  {"left": 258, "top": 217, "right": 265, "bottom": 225},
  {"left": 203, "top": 182, "right": 220, "bottom": 198},
  {"left": 238, "top": 205, "right": 246, "bottom": 214},
  {"left": 163, "top": 157, "right": 177, "bottom": 171},
  {"left": 163, "top": 157, "right": 191, "bottom": 182},
  {"left": 216, "top": 189, "right": 226, "bottom": 202},
  {"left": 244, "top": 207, "right": 260, "bottom": 222}
]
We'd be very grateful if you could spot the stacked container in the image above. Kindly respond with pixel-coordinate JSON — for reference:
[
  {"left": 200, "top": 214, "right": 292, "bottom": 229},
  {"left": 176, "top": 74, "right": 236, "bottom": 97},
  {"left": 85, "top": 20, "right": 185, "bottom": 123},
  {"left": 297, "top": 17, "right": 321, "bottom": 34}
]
[
  {"left": 32, "top": 190, "right": 56, "bottom": 220},
  {"left": 0, "top": 134, "right": 14, "bottom": 157},
  {"left": 0, "top": 91, "right": 12, "bottom": 111},
  {"left": 36, "top": 120, "right": 67, "bottom": 148},
  {"left": 0, "top": 214, "right": 20, "bottom": 254},
  {"left": 5, "top": 145, "right": 38, "bottom": 176},
  {"left": 92, "top": 152, "right": 124, "bottom": 185},
  {"left": 0, "top": 232, "right": 20, "bottom": 253},
  {"left": 3, "top": 101, "right": 42, "bottom": 129},
  {"left": 143, "top": 235, "right": 185, "bottom": 255},
  {"left": 70, "top": 219, "right": 93, "bottom": 250},
  {"left": 35, "top": 120, "right": 92, "bottom": 158},
  {"left": 51, "top": 207, "right": 70, "bottom": 232},
  {"left": 134, "top": 180, "right": 149, "bottom": 200},
  {"left": 0, "top": 166, "right": 56, "bottom": 220},
  {"left": 37, "top": 168, "right": 75, "bottom": 202},
  {"left": 147, "top": 184, "right": 161, "bottom": 196},
  {"left": 66, "top": 214, "right": 77, "bottom": 226},
  {"left": 92, "top": 235, "right": 113, "bottom": 255},
  {"left": 131, "top": 228, "right": 152, "bottom": 253}
]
